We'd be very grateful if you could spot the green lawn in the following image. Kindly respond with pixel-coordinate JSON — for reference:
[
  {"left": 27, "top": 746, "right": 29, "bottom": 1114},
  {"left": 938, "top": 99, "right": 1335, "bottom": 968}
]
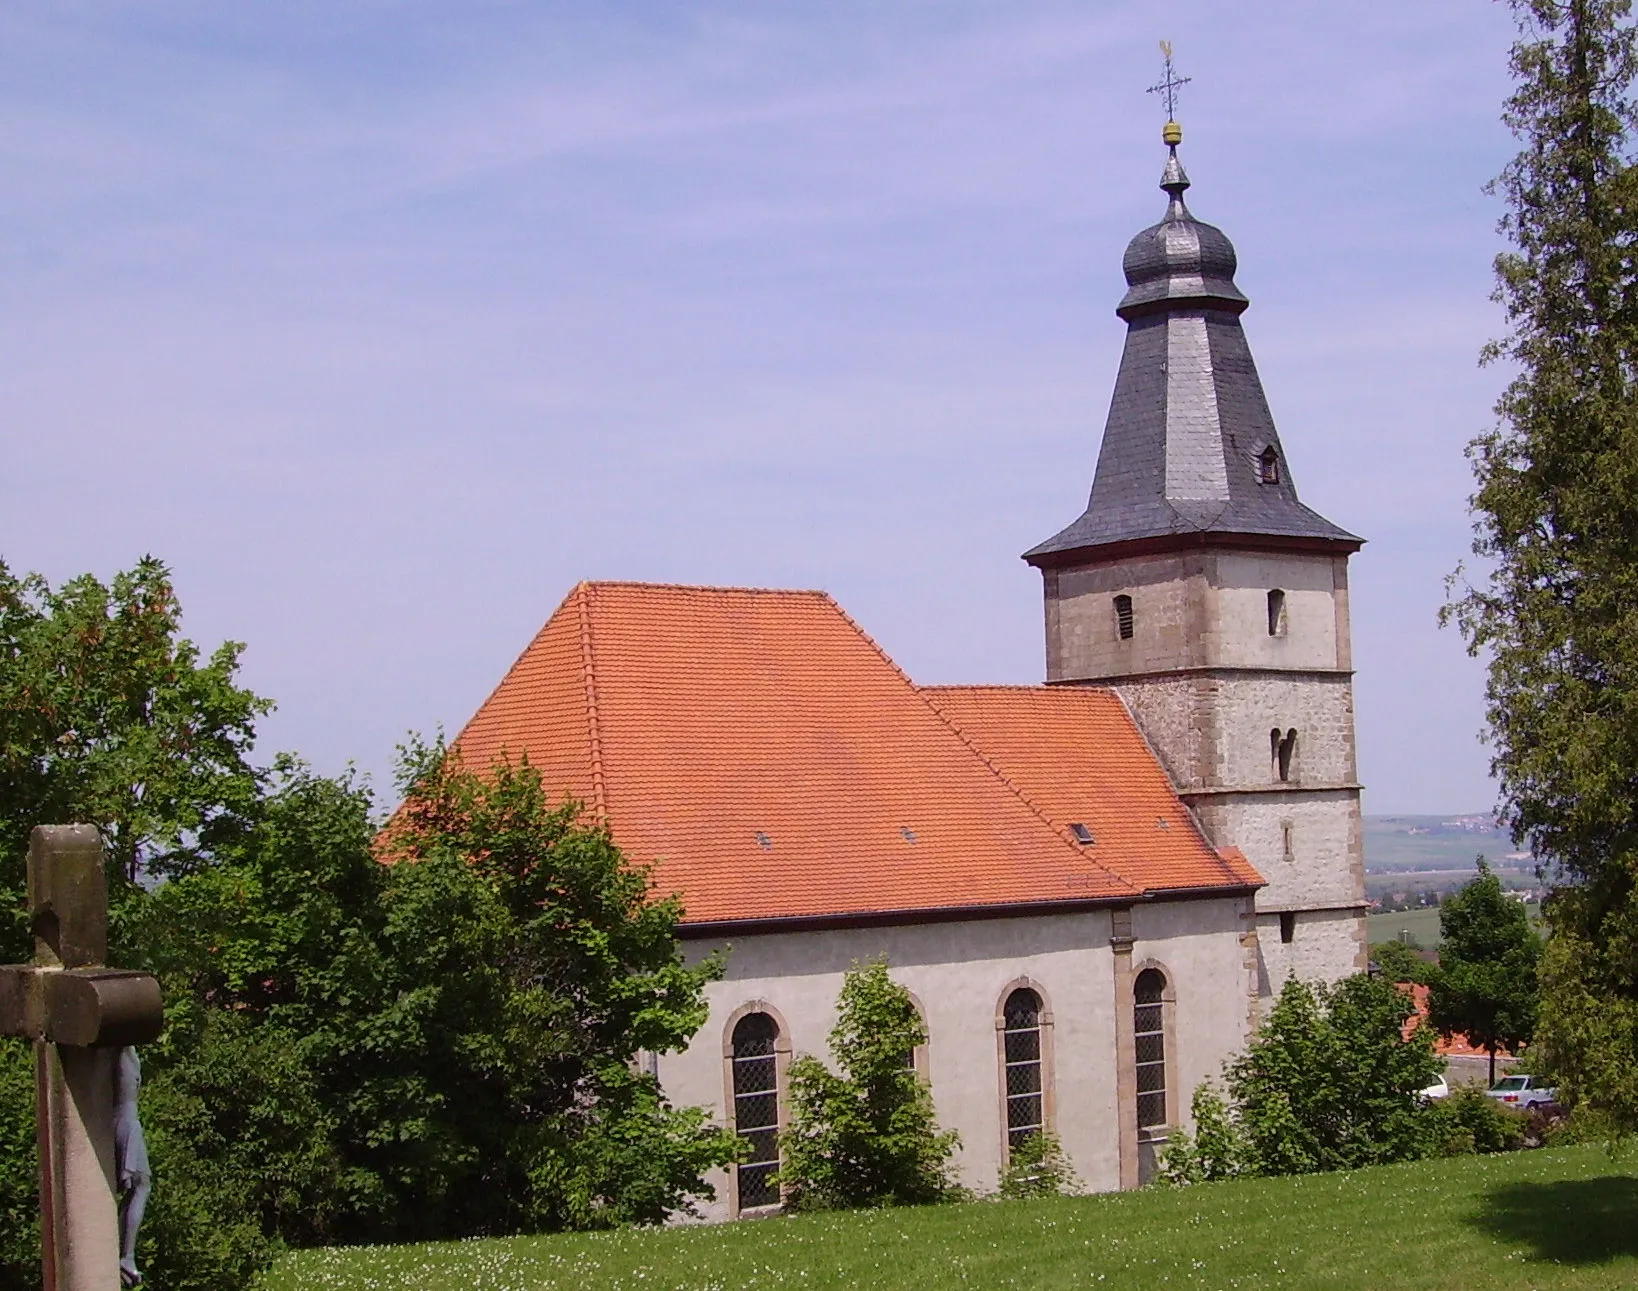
[{"left": 261, "top": 1144, "right": 1638, "bottom": 1290}]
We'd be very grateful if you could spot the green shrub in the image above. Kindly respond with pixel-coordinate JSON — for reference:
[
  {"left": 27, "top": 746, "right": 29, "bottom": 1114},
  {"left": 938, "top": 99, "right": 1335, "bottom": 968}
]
[
  {"left": 1432, "top": 1086, "right": 1527, "bottom": 1156},
  {"left": 997, "top": 1131, "right": 1079, "bottom": 1198},
  {"left": 779, "top": 960, "right": 963, "bottom": 1210},
  {"left": 1160, "top": 1084, "right": 1246, "bottom": 1185}
]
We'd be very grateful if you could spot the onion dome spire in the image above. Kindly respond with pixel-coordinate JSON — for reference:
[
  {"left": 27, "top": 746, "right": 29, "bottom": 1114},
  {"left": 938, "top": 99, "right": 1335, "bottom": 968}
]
[{"left": 1022, "top": 62, "right": 1360, "bottom": 567}]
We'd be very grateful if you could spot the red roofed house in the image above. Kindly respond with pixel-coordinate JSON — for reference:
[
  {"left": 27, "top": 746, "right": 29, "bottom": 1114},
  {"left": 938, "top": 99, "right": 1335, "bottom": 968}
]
[{"left": 447, "top": 130, "right": 1366, "bottom": 1215}]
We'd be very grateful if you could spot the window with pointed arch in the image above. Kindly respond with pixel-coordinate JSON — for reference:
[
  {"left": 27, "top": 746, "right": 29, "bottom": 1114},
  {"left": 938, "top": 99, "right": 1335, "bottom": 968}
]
[
  {"left": 1001, "top": 987, "right": 1047, "bottom": 1152},
  {"left": 1134, "top": 968, "right": 1169, "bottom": 1134},
  {"left": 730, "top": 1011, "right": 783, "bottom": 1210}
]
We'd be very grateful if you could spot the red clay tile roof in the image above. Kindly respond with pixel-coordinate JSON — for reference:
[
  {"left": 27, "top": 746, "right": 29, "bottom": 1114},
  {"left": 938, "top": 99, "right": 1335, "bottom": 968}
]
[
  {"left": 920, "top": 685, "right": 1264, "bottom": 892},
  {"left": 451, "top": 582, "right": 1259, "bottom": 927}
]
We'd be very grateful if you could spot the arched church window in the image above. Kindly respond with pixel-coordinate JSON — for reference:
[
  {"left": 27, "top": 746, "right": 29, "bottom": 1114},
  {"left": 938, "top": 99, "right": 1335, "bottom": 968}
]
[
  {"left": 1001, "top": 988, "right": 1046, "bottom": 1152},
  {"left": 1258, "top": 446, "right": 1281, "bottom": 485},
  {"left": 1113, "top": 594, "right": 1134, "bottom": 641},
  {"left": 1267, "top": 589, "right": 1287, "bottom": 637},
  {"left": 1271, "top": 728, "right": 1297, "bottom": 782},
  {"left": 1134, "top": 969, "right": 1169, "bottom": 1133},
  {"left": 730, "top": 1012, "right": 783, "bottom": 1210}
]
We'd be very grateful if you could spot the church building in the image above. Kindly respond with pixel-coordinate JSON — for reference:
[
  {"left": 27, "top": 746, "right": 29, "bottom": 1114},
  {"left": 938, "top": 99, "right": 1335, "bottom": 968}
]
[{"left": 448, "top": 123, "right": 1366, "bottom": 1215}]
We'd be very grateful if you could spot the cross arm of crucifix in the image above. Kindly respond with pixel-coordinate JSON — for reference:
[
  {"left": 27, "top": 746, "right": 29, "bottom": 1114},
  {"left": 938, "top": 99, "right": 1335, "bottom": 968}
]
[{"left": 0, "top": 828, "right": 162, "bottom": 1047}]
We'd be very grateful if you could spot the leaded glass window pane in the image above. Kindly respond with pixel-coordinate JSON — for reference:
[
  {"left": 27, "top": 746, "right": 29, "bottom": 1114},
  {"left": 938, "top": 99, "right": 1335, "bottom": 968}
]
[
  {"left": 1002, "top": 989, "right": 1045, "bottom": 1150},
  {"left": 732, "top": 1012, "right": 782, "bottom": 1209},
  {"left": 1132, "top": 970, "right": 1168, "bottom": 1131}
]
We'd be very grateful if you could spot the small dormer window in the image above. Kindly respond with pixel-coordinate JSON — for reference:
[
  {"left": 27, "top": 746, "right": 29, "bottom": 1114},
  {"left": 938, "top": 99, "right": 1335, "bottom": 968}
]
[
  {"left": 1267, "top": 589, "right": 1287, "bottom": 637},
  {"left": 1258, "top": 446, "right": 1281, "bottom": 485},
  {"left": 1113, "top": 594, "right": 1134, "bottom": 641}
]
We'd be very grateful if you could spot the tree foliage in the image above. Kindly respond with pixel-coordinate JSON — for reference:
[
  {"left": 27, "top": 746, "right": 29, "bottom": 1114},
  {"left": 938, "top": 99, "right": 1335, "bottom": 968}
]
[
  {"left": 1369, "top": 937, "right": 1436, "bottom": 987},
  {"left": 1163, "top": 975, "right": 1442, "bottom": 1183},
  {"left": 0, "top": 557, "right": 269, "bottom": 954},
  {"left": 1426, "top": 861, "right": 1542, "bottom": 1085},
  {"left": 0, "top": 558, "right": 740, "bottom": 1285},
  {"left": 778, "top": 959, "right": 962, "bottom": 1211},
  {"left": 136, "top": 746, "right": 738, "bottom": 1247},
  {"left": 1444, "top": 0, "right": 1638, "bottom": 1129}
]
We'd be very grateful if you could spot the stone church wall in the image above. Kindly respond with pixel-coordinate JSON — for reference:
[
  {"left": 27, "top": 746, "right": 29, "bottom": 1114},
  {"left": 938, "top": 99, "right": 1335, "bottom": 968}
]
[{"left": 659, "top": 896, "right": 1254, "bottom": 1220}]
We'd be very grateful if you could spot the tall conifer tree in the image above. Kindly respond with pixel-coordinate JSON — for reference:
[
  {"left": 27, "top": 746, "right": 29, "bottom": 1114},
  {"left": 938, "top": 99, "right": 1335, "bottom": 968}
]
[{"left": 1447, "top": 0, "right": 1638, "bottom": 1120}]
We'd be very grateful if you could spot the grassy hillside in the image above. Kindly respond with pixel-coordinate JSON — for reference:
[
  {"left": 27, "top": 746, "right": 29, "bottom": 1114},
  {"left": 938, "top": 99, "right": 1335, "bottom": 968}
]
[{"left": 262, "top": 1144, "right": 1638, "bottom": 1291}]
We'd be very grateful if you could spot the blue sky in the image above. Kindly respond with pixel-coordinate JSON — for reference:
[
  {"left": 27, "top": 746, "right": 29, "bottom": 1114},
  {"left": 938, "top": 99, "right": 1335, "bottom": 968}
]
[{"left": 0, "top": 2, "right": 1521, "bottom": 814}]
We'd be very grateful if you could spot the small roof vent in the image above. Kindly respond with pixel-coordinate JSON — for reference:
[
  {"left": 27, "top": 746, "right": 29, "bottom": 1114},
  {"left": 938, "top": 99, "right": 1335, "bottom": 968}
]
[
  {"left": 755, "top": 831, "right": 772, "bottom": 850},
  {"left": 1156, "top": 817, "right": 1170, "bottom": 830},
  {"left": 1069, "top": 822, "right": 1095, "bottom": 845},
  {"left": 900, "top": 826, "right": 918, "bottom": 844}
]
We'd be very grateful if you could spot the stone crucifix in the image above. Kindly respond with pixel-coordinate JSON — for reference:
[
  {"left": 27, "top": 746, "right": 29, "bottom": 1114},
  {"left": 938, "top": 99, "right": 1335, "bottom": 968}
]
[{"left": 0, "top": 827, "right": 164, "bottom": 1291}]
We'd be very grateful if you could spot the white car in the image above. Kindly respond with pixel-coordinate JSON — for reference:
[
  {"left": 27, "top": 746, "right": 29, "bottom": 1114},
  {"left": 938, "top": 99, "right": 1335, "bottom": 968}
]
[
  {"left": 1485, "top": 1074, "right": 1556, "bottom": 1109},
  {"left": 1419, "top": 1076, "right": 1450, "bottom": 1101}
]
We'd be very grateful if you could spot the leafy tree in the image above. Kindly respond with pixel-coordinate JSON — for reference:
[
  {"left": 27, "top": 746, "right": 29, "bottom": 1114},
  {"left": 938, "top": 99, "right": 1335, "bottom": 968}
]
[
  {"left": 996, "top": 1129, "right": 1078, "bottom": 1198},
  {"left": 778, "top": 959, "right": 962, "bottom": 1210},
  {"left": 1370, "top": 937, "right": 1435, "bottom": 986},
  {"left": 1426, "top": 861, "right": 1542, "bottom": 1085},
  {"left": 137, "top": 747, "right": 739, "bottom": 1246},
  {"left": 0, "top": 557, "right": 269, "bottom": 952},
  {"left": 1225, "top": 975, "right": 1441, "bottom": 1175},
  {"left": 1443, "top": 0, "right": 1638, "bottom": 1124}
]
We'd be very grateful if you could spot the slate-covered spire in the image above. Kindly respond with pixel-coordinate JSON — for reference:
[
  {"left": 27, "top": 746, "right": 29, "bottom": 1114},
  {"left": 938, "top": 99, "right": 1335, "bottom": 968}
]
[{"left": 1024, "top": 125, "right": 1360, "bottom": 566}]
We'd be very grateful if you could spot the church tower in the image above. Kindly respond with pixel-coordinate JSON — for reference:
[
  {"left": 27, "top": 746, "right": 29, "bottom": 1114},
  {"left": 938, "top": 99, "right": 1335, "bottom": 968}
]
[{"left": 1024, "top": 120, "right": 1367, "bottom": 992}]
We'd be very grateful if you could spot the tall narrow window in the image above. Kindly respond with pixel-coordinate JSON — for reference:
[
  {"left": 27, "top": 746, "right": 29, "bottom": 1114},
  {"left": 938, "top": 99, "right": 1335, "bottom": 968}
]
[
  {"left": 1113, "top": 594, "right": 1134, "bottom": 641},
  {"left": 731, "top": 1012, "right": 782, "bottom": 1209},
  {"left": 1134, "top": 969, "right": 1168, "bottom": 1132},
  {"left": 1272, "top": 728, "right": 1297, "bottom": 782},
  {"left": 1002, "top": 988, "right": 1045, "bottom": 1152},
  {"left": 1258, "top": 446, "right": 1281, "bottom": 484},
  {"left": 1282, "top": 820, "right": 1295, "bottom": 862},
  {"left": 1280, "top": 911, "right": 1297, "bottom": 944},
  {"left": 1267, "top": 588, "right": 1287, "bottom": 637}
]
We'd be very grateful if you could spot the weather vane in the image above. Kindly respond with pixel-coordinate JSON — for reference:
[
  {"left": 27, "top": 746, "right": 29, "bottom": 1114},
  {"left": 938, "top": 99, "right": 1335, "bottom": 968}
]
[{"left": 1146, "top": 40, "right": 1190, "bottom": 124}]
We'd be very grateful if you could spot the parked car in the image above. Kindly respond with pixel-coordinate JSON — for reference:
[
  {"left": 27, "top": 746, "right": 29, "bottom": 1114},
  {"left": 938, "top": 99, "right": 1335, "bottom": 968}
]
[
  {"left": 1485, "top": 1074, "right": 1556, "bottom": 1109},
  {"left": 1419, "top": 1076, "right": 1451, "bottom": 1101}
]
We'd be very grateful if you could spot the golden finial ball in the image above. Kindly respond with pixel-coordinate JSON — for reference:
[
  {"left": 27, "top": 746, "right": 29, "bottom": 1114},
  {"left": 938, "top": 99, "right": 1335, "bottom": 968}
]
[{"left": 1162, "top": 120, "right": 1183, "bottom": 146}]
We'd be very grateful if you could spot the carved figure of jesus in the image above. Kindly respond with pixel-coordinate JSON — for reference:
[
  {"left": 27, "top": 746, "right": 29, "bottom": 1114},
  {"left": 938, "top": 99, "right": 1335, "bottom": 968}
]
[{"left": 114, "top": 1046, "right": 150, "bottom": 1287}]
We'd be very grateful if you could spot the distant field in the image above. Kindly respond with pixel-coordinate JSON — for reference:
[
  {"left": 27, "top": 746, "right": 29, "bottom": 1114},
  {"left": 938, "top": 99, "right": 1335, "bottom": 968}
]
[
  {"left": 1368, "top": 904, "right": 1542, "bottom": 948},
  {"left": 1368, "top": 907, "right": 1446, "bottom": 947},
  {"left": 262, "top": 1146, "right": 1638, "bottom": 1291}
]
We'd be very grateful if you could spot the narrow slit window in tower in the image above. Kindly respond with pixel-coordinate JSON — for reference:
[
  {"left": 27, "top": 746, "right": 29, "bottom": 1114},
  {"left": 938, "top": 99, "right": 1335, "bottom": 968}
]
[
  {"left": 1267, "top": 588, "right": 1287, "bottom": 637},
  {"left": 1279, "top": 911, "right": 1297, "bottom": 944},
  {"left": 1258, "top": 446, "right": 1281, "bottom": 485},
  {"left": 1282, "top": 820, "right": 1295, "bottom": 862},
  {"left": 1113, "top": 594, "right": 1134, "bottom": 641}
]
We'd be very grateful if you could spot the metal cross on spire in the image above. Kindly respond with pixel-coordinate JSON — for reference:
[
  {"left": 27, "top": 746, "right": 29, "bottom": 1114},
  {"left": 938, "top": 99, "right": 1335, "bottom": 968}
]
[{"left": 1146, "top": 40, "right": 1190, "bottom": 122}]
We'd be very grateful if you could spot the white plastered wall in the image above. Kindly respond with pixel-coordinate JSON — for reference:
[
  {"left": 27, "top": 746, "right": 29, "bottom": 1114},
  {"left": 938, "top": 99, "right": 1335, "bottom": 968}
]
[{"left": 657, "top": 895, "right": 1255, "bottom": 1222}]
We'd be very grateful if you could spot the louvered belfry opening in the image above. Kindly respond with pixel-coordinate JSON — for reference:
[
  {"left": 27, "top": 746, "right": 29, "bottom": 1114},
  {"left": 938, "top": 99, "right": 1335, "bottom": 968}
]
[
  {"left": 731, "top": 1012, "right": 781, "bottom": 1208},
  {"left": 1134, "top": 969, "right": 1168, "bottom": 1131},
  {"left": 1002, "top": 988, "right": 1045, "bottom": 1152}
]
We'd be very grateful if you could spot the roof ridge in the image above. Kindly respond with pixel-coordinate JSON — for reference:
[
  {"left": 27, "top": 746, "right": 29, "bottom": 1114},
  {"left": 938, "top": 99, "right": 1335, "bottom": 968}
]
[
  {"left": 916, "top": 680, "right": 1139, "bottom": 897},
  {"left": 920, "top": 683, "right": 1118, "bottom": 697},
  {"left": 576, "top": 582, "right": 608, "bottom": 820},
  {"left": 576, "top": 580, "right": 831, "bottom": 598}
]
